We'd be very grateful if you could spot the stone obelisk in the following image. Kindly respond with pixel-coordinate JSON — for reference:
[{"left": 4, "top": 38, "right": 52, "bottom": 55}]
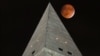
[{"left": 22, "top": 3, "right": 82, "bottom": 56}]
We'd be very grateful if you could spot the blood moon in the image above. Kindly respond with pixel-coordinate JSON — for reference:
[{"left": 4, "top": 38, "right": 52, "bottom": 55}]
[{"left": 61, "top": 4, "right": 75, "bottom": 19}]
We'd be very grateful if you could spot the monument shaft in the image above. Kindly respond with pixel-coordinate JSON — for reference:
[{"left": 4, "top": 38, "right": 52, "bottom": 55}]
[{"left": 22, "top": 3, "right": 82, "bottom": 56}]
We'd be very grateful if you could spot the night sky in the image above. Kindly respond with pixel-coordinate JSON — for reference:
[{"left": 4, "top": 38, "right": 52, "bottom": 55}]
[{"left": 1, "top": 0, "right": 100, "bottom": 56}]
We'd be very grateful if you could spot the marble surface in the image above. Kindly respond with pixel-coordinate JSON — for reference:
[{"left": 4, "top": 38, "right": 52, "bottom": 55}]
[{"left": 22, "top": 3, "right": 82, "bottom": 56}]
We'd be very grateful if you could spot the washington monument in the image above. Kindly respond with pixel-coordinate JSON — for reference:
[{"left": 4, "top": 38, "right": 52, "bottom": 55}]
[{"left": 22, "top": 3, "right": 82, "bottom": 56}]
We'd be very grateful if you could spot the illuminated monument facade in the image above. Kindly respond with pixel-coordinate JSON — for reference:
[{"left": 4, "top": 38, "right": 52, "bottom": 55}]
[{"left": 22, "top": 3, "right": 82, "bottom": 56}]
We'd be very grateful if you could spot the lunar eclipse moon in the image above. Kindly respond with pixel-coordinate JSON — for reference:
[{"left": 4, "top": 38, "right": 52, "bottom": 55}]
[{"left": 61, "top": 4, "right": 75, "bottom": 19}]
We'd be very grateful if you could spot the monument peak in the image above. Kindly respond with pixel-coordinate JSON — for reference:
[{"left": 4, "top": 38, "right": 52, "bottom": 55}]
[{"left": 22, "top": 3, "right": 82, "bottom": 56}]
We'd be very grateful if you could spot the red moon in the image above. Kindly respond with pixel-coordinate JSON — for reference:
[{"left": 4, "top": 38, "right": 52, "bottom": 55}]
[{"left": 61, "top": 4, "right": 75, "bottom": 19}]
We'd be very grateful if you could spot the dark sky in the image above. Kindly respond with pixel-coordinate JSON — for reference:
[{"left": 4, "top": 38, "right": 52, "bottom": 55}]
[{"left": 1, "top": 0, "right": 100, "bottom": 56}]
